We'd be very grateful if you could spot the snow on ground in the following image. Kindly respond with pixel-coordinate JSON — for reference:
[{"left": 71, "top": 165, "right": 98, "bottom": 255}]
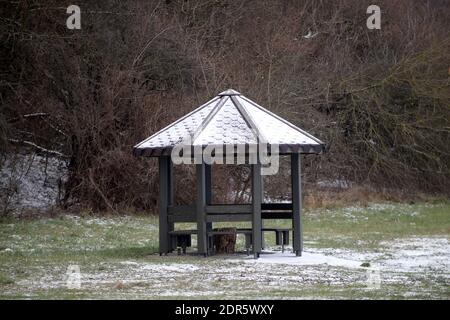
[
  {"left": 4, "top": 236, "right": 448, "bottom": 299},
  {"left": 241, "top": 237, "right": 450, "bottom": 274},
  {"left": 121, "top": 261, "right": 200, "bottom": 272},
  {"left": 1, "top": 205, "right": 448, "bottom": 298},
  {"left": 314, "top": 202, "right": 432, "bottom": 222},
  {"left": 317, "top": 179, "right": 352, "bottom": 189},
  {"left": 237, "top": 251, "right": 362, "bottom": 268},
  {"left": 0, "top": 154, "right": 67, "bottom": 212},
  {"left": 379, "top": 237, "right": 450, "bottom": 273}
]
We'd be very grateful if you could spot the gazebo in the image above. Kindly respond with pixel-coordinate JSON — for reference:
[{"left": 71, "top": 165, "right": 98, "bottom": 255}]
[{"left": 133, "top": 89, "right": 324, "bottom": 258}]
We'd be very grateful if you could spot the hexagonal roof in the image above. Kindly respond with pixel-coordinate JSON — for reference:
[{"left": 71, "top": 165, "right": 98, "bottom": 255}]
[{"left": 133, "top": 89, "right": 325, "bottom": 156}]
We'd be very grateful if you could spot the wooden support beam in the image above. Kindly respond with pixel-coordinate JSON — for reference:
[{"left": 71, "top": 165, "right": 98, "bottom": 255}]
[
  {"left": 261, "top": 211, "right": 293, "bottom": 219},
  {"left": 291, "top": 153, "right": 303, "bottom": 256},
  {"left": 168, "top": 205, "right": 292, "bottom": 220},
  {"left": 252, "top": 163, "right": 262, "bottom": 258},
  {"left": 167, "top": 205, "right": 196, "bottom": 222},
  {"left": 206, "top": 204, "right": 252, "bottom": 214},
  {"left": 168, "top": 158, "right": 174, "bottom": 205},
  {"left": 196, "top": 163, "right": 207, "bottom": 256},
  {"left": 206, "top": 214, "right": 252, "bottom": 222},
  {"left": 168, "top": 214, "right": 196, "bottom": 223},
  {"left": 261, "top": 176, "right": 265, "bottom": 249},
  {"left": 158, "top": 156, "right": 171, "bottom": 254},
  {"left": 168, "top": 158, "right": 174, "bottom": 250},
  {"left": 261, "top": 203, "right": 293, "bottom": 210},
  {"left": 168, "top": 205, "right": 196, "bottom": 215},
  {"left": 205, "top": 164, "right": 213, "bottom": 233}
]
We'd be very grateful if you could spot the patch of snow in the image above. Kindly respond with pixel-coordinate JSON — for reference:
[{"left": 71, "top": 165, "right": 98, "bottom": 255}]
[
  {"left": 319, "top": 202, "right": 428, "bottom": 222},
  {"left": 379, "top": 237, "right": 450, "bottom": 273},
  {"left": 263, "top": 195, "right": 291, "bottom": 203},
  {"left": 0, "top": 154, "right": 67, "bottom": 212},
  {"left": 140, "top": 263, "right": 200, "bottom": 272},
  {"left": 239, "top": 250, "right": 362, "bottom": 268},
  {"left": 317, "top": 179, "right": 352, "bottom": 189},
  {"left": 236, "top": 237, "right": 450, "bottom": 275},
  {"left": 85, "top": 218, "right": 122, "bottom": 226},
  {"left": 121, "top": 261, "right": 140, "bottom": 266},
  {"left": 308, "top": 247, "right": 381, "bottom": 264}
]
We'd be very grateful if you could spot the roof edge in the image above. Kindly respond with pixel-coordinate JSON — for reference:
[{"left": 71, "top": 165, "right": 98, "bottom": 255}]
[{"left": 133, "top": 142, "right": 325, "bottom": 157}]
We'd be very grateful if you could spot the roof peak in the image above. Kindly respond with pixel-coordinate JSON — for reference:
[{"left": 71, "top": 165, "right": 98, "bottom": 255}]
[{"left": 218, "top": 89, "right": 241, "bottom": 96}]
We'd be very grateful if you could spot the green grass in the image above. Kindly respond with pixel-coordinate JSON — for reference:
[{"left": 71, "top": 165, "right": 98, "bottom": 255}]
[
  {"left": 0, "top": 272, "right": 14, "bottom": 285},
  {"left": 0, "top": 201, "right": 449, "bottom": 299}
]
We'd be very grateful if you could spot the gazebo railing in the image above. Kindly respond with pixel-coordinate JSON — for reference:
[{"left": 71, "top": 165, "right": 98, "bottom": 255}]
[{"left": 167, "top": 203, "right": 293, "bottom": 223}]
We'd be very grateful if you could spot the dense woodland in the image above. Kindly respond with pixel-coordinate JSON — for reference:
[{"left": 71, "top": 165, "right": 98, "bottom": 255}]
[{"left": 1, "top": 0, "right": 449, "bottom": 214}]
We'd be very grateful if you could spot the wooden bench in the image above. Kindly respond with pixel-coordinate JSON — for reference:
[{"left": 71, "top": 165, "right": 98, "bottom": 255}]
[
  {"left": 169, "top": 228, "right": 291, "bottom": 255},
  {"left": 208, "top": 228, "right": 291, "bottom": 254},
  {"left": 169, "top": 229, "right": 252, "bottom": 255},
  {"left": 169, "top": 230, "right": 197, "bottom": 254},
  {"left": 262, "top": 228, "right": 290, "bottom": 252}
]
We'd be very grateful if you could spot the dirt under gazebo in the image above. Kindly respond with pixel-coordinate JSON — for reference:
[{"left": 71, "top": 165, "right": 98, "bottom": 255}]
[{"left": 133, "top": 89, "right": 325, "bottom": 258}]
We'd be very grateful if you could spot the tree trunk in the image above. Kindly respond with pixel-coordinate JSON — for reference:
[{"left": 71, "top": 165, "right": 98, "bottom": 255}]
[{"left": 213, "top": 228, "right": 236, "bottom": 254}]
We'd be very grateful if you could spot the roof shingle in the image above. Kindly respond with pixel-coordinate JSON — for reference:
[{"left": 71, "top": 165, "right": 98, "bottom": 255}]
[{"left": 133, "top": 89, "right": 324, "bottom": 156}]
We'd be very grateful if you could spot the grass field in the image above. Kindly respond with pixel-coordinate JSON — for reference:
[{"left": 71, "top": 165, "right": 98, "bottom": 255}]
[{"left": 0, "top": 201, "right": 449, "bottom": 299}]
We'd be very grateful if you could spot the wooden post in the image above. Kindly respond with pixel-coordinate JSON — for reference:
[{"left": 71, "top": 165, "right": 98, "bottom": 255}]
[
  {"left": 291, "top": 153, "right": 303, "bottom": 256},
  {"left": 205, "top": 164, "right": 213, "bottom": 254},
  {"left": 196, "top": 163, "right": 207, "bottom": 256},
  {"left": 261, "top": 175, "right": 265, "bottom": 249},
  {"left": 168, "top": 158, "right": 174, "bottom": 251},
  {"left": 205, "top": 164, "right": 213, "bottom": 231},
  {"left": 158, "top": 156, "right": 170, "bottom": 254},
  {"left": 252, "top": 163, "right": 262, "bottom": 258}
]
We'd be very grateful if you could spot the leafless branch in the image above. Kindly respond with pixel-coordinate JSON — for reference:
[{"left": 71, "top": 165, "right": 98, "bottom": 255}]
[{"left": 8, "top": 139, "right": 68, "bottom": 158}]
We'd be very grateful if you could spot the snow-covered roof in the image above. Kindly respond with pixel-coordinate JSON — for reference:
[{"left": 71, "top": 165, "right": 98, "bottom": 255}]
[{"left": 133, "top": 89, "right": 325, "bottom": 156}]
